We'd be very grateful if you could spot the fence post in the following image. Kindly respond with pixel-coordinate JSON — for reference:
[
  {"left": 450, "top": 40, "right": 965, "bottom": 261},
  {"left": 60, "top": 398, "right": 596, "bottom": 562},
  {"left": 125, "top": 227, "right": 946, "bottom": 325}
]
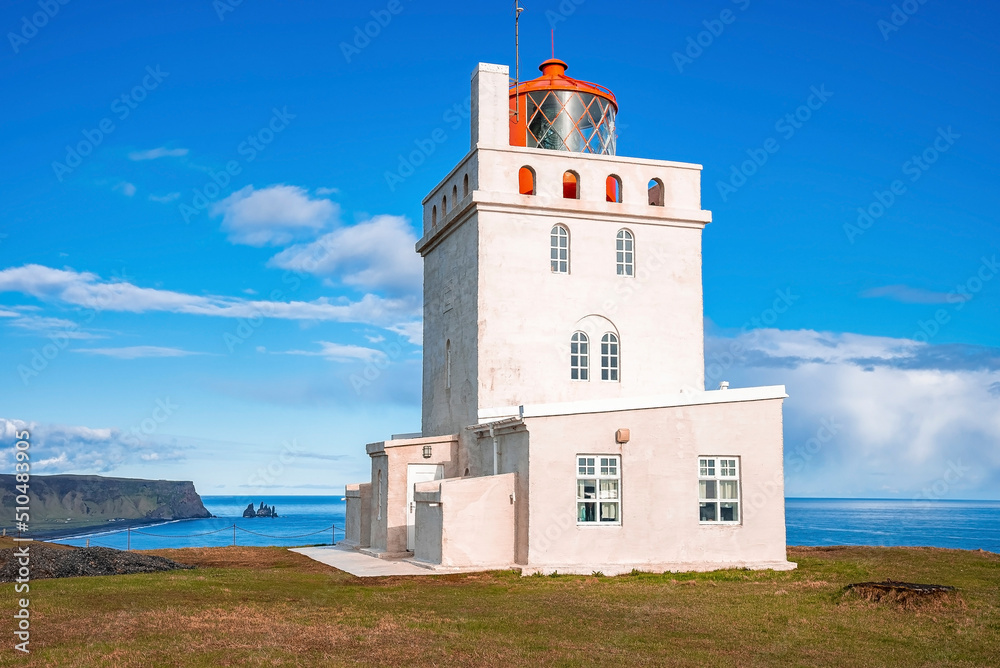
[
  {"left": 332, "top": 524, "right": 336, "bottom": 546},
  {"left": 127, "top": 527, "right": 131, "bottom": 552}
]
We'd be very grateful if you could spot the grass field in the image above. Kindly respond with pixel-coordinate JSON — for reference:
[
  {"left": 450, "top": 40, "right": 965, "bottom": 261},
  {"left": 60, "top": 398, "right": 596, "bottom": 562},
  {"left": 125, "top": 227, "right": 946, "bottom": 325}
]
[{"left": 1, "top": 541, "right": 997, "bottom": 667}]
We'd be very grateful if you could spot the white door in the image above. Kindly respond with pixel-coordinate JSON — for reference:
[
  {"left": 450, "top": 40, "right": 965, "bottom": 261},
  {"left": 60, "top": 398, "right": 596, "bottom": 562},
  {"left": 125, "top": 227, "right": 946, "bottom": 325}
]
[{"left": 406, "top": 463, "right": 444, "bottom": 550}]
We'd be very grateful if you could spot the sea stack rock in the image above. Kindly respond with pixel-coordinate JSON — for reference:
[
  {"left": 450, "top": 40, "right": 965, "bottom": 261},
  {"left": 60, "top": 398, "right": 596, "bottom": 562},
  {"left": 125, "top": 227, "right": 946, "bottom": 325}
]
[{"left": 242, "top": 503, "right": 256, "bottom": 518}]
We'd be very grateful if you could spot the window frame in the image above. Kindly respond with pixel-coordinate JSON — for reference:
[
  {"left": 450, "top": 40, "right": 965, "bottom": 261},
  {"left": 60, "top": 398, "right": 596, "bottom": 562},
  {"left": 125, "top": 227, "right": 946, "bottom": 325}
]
[
  {"left": 600, "top": 332, "right": 620, "bottom": 382},
  {"left": 570, "top": 331, "right": 589, "bottom": 381},
  {"left": 550, "top": 225, "right": 570, "bottom": 274},
  {"left": 576, "top": 455, "right": 621, "bottom": 525},
  {"left": 698, "top": 457, "right": 741, "bottom": 525},
  {"left": 616, "top": 229, "right": 634, "bottom": 277}
]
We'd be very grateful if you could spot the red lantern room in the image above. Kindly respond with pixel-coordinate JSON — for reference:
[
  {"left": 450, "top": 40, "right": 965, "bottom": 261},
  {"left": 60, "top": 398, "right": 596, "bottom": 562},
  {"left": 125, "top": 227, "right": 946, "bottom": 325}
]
[{"left": 509, "top": 59, "right": 618, "bottom": 156}]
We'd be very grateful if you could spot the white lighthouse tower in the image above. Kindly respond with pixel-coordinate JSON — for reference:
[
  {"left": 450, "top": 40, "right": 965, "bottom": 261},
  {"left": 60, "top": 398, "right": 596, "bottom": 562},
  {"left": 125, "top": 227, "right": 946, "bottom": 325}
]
[{"left": 343, "top": 59, "right": 794, "bottom": 575}]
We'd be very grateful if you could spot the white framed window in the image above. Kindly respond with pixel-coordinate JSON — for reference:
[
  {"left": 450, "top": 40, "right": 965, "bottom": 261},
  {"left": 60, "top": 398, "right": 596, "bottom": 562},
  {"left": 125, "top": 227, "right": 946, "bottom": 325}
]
[
  {"left": 570, "top": 331, "right": 589, "bottom": 381},
  {"left": 616, "top": 229, "right": 634, "bottom": 276},
  {"left": 577, "top": 455, "right": 620, "bottom": 524},
  {"left": 551, "top": 225, "right": 569, "bottom": 273},
  {"left": 600, "top": 333, "right": 619, "bottom": 382},
  {"left": 698, "top": 457, "right": 740, "bottom": 524}
]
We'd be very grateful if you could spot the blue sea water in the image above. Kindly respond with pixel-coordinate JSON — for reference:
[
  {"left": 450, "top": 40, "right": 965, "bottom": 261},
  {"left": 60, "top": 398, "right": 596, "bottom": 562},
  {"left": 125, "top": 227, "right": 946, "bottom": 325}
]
[{"left": 50, "top": 496, "right": 1000, "bottom": 553}]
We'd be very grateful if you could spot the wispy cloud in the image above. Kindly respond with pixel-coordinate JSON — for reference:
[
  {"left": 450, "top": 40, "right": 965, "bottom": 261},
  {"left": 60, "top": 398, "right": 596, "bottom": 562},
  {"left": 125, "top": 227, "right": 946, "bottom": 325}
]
[
  {"left": 279, "top": 341, "right": 388, "bottom": 363},
  {"left": 149, "top": 192, "right": 181, "bottom": 203},
  {"left": 860, "top": 284, "right": 968, "bottom": 305},
  {"left": 315, "top": 187, "right": 339, "bottom": 196},
  {"left": 129, "top": 147, "right": 189, "bottom": 161},
  {"left": 268, "top": 215, "right": 422, "bottom": 296},
  {"left": 73, "top": 345, "right": 207, "bottom": 359},
  {"left": 3, "top": 313, "right": 106, "bottom": 340},
  {"left": 0, "top": 264, "right": 420, "bottom": 327},
  {"left": 213, "top": 184, "right": 338, "bottom": 247},
  {"left": 114, "top": 181, "right": 137, "bottom": 197}
]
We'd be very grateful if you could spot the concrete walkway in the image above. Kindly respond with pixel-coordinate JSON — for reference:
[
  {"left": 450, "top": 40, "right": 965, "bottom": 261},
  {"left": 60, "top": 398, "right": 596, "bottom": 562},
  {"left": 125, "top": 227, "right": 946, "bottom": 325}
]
[{"left": 289, "top": 544, "right": 468, "bottom": 577}]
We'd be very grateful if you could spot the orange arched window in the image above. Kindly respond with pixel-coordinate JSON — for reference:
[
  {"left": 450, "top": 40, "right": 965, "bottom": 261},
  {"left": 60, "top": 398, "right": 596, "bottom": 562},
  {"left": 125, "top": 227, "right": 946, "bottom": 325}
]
[
  {"left": 519, "top": 166, "right": 536, "bottom": 195},
  {"left": 606, "top": 175, "right": 622, "bottom": 203},
  {"left": 648, "top": 178, "right": 664, "bottom": 206},
  {"left": 563, "top": 171, "right": 579, "bottom": 199}
]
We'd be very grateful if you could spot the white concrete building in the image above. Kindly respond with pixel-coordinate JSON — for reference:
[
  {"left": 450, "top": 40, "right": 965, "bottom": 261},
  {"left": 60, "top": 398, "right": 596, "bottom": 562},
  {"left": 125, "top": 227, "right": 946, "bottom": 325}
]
[{"left": 343, "top": 59, "right": 795, "bottom": 574}]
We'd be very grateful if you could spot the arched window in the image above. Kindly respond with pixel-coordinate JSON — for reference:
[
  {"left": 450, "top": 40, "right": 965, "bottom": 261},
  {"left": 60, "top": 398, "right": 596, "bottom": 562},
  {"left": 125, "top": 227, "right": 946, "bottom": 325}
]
[
  {"left": 452, "top": 184, "right": 458, "bottom": 204},
  {"left": 571, "top": 332, "right": 590, "bottom": 381},
  {"left": 563, "top": 171, "right": 579, "bottom": 199},
  {"left": 601, "top": 333, "right": 619, "bottom": 382},
  {"left": 519, "top": 166, "right": 536, "bottom": 195},
  {"left": 376, "top": 470, "right": 383, "bottom": 521},
  {"left": 432, "top": 205, "right": 437, "bottom": 226},
  {"left": 606, "top": 175, "right": 622, "bottom": 203},
  {"left": 648, "top": 178, "right": 664, "bottom": 206},
  {"left": 550, "top": 225, "right": 569, "bottom": 274},
  {"left": 616, "top": 229, "right": 634, "bottom": 277},
  {"left": 463, "top": 174, "right": 469, "bottom": 197},
  {"left": 442, "top": 194, "right": 448, "bottom": 214}
]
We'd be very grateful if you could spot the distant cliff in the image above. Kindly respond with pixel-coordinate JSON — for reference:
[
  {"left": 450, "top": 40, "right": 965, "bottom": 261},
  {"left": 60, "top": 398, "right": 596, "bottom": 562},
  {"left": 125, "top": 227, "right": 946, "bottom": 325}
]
[{"left": 0, "top": 474, "right": 212, "bottom": 535}]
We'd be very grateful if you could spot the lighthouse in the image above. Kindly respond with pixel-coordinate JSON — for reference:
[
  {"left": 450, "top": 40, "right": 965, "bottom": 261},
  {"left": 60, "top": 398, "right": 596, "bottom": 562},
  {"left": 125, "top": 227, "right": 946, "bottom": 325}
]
[{"left": 343, "top": 59, "right": 794, "bottom": 576}]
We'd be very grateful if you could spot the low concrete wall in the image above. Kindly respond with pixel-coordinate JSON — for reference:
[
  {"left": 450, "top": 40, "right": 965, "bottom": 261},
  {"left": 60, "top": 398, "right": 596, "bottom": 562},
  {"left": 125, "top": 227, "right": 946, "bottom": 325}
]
[
  {"left": 413, "top": 473, "right": 516, "bottom": 569},
  {"left": 343, "top": 483, "right": 371, "bottom": 548}
]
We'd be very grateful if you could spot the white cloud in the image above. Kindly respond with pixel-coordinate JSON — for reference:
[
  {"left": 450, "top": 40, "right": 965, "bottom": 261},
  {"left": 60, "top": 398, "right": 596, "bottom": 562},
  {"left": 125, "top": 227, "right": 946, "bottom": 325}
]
[
  {"left": 0, "top": 417, "right": 188, "bottom": 473},
  {"left": 268, "top": 215, "right": 422, "bottom": 295},
  {"left": 73, "top": 346, "right": 206, "bottom": 359},
  {"left": 114, "top": 182, "right": 137, "bottom": 197},
  {"left": 3, "top": 313, "right": 105, "bottom": 340},
  {"left": 149, "top": 192, "right": 181, "bottom": 203},
  {"left": 0, "top": 308, "right": 19, "bottom": 317},
  {"left": 280, "top": 341, "right": 388, "bottom": 363},
  {"left": 213, "top": 185, "right": 338, "bottom": 246},
  {"left": 0, "top": 264, "right": 420, "bottom": 327},
  {"left": 706, "top": 328, "right": 1000, "bottom": 499},
  {"left": 387, "top": 321, "right": 422, "bottom": 346},
  {"left": 315, "top": 187, "right": 339, "bottom": 196},
  {"left": 861, "top": 284, "right": 968, "bottom": 305},
  {"left": 129, "top": 147, "right": 189, "bottom": 161}
]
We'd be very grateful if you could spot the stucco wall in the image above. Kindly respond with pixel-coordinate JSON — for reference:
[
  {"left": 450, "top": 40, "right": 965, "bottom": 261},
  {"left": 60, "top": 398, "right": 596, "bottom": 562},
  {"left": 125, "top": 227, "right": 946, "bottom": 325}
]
[
  {"left": 343, "top": 482, "right": 371, "bottom": 548},
  {"left": 413, "top": 473, "right": 517, "bottom": 569},
  {"left": 366, "top": 435, "right": 461, "bottom": 556},
  {"left": 523, "top": 397, "right": 791, "bottom": 574}
]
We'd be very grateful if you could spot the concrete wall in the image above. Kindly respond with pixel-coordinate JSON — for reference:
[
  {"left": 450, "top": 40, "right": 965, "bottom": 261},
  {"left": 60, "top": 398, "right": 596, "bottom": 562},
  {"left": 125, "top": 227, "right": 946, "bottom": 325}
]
[
  {"left": 343, "top": 482, "right": 371, "bottom": 548},
  {"left": 523, "top": 395, "right": 792, "bottom": 574},
  {"left": 413, "top": 473, "right": 517, "bottom": 569},
  {"left": 366, "top": 435, "right": 461, "bottom": 556}
]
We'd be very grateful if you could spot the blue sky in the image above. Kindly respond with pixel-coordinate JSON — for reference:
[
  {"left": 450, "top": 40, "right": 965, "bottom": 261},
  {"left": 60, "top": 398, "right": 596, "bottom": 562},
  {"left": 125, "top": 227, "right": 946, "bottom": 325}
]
[{"left": 1, "top": 0, "right": 997, "bottom": 498}]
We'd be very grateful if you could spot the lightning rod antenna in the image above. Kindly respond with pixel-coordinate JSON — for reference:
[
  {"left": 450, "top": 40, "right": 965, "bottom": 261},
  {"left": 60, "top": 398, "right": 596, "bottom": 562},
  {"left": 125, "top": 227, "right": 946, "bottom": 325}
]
[{"left": 515, "top": 2, "right": 525, "bottom": 122}]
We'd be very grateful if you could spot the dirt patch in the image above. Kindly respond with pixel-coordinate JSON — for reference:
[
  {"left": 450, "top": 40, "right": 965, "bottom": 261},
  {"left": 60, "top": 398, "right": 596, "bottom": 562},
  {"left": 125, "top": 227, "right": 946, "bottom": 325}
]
[
  {"left": 0, "top": 544, "right": 193, "bottom": 581},
  {"left": 842, "top": 580, "right": 963, "bottom": 610}
]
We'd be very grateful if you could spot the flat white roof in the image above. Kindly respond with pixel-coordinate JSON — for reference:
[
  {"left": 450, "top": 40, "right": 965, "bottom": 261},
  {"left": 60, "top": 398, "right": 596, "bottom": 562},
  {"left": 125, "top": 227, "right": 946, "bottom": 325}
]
[{"left": 477, "top": 385, "right": 788, "bottom": 422}]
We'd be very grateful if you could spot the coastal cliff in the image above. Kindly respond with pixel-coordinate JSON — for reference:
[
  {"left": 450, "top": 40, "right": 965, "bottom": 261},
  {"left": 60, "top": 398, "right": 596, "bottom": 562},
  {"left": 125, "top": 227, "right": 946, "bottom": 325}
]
[{"left": 0, "top": 474, "right": 212, "bottom": 535}]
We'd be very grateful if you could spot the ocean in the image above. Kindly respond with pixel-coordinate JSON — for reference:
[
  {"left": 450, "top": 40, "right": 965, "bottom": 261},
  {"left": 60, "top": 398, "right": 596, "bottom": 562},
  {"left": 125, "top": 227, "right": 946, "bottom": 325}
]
[{"left": 49, "top": 496, "right": 1000, "bottom": 553}]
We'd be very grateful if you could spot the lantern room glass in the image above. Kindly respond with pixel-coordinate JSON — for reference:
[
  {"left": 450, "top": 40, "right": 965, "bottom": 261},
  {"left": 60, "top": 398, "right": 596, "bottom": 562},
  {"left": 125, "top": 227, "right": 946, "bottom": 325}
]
[{"left": 525, "top": 90, "right": 617, "bottom": 155}]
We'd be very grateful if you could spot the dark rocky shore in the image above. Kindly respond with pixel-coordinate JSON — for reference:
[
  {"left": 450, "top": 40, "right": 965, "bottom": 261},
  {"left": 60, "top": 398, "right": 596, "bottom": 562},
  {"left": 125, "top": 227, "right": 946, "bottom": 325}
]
[{"left": 0, "top": 543, "right": 193, "bottom": 582}]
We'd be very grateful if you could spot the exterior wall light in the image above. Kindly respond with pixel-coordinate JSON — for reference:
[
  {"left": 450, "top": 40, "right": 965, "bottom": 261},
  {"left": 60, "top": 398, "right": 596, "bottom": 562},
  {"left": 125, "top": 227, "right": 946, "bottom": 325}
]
[
  {"left": 615, "top": 429, "right": 630, "bottom": 444},
  {"left": 422, "top": 445, "right": 432, "bottom": 459}
]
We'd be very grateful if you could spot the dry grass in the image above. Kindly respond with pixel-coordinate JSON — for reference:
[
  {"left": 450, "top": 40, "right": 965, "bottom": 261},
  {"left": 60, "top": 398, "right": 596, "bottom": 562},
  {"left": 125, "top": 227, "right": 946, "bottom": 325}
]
[{"left": 1, "top": 544, "right": 997, "bottom": 667}]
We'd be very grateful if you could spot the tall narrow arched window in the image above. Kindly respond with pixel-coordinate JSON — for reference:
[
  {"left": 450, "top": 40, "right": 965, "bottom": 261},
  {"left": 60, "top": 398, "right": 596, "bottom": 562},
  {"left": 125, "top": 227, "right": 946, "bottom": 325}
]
[
  {"left": 452, "top": 184, "right": 458, "bottom": 204},
  {"left": 519, "top": 166, "right": 536, "bottom": 195},
  {"left": 616, "top": 229, "right": 634, "bottom": 277},
  {"left": 550, "top": 225, "right": 569, "bottom": 274},
  {"left": 601, "top": 333, "right": 619, "bottom": 382},
  {"left": 563, "top": 171, "right": 579, "bottom": 199},
  {"left": 571, "top": 332, "right": 590, "bottom": 381},
  {"left": 432, "top": 205, "right": 437, "bottom": 226},
  {"left": 442, "top": 194, "right": 448, "bottom": 214},
  {"left": 376, "top": 470, "right": 383, "bottom": 520},
  {"left": 463, "top": 173, "right": 469, "bottom": 197},
  {"left": 648, "top": 178, "right": 664, "bottom": 206},
  {"left": 606, "top": 175, "right": 623, "bottom": 203}
]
